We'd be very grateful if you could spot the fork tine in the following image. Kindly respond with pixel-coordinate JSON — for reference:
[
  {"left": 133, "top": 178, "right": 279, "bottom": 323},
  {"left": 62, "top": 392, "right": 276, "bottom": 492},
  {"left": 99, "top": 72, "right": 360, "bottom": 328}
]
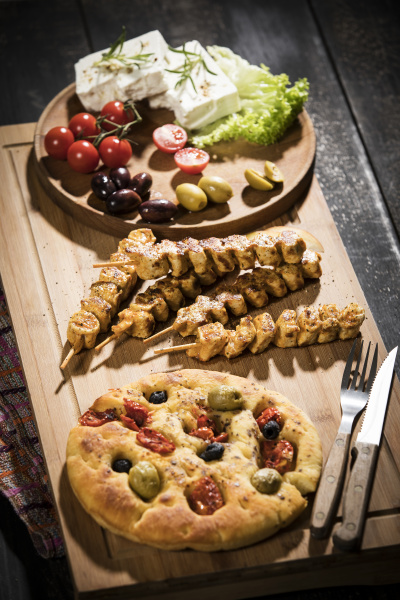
[
  {"left": 349, "top": 340, "right": 364, "bottom": 390},
  {"left": 341, "top": 338, "right": 358, "bottom": 389},
  {"left": 365, "top": 344, "right": 378, "bottom": 394},
  {"left": 357, "top": 341, "right": 371, "bottom": 391}
]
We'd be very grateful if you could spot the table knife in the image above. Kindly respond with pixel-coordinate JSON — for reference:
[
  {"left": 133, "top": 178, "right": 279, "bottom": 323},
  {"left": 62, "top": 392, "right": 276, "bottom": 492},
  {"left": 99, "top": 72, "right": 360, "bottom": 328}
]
[{"left": 332, "top": 346, "right": 398, "bottom": 551}]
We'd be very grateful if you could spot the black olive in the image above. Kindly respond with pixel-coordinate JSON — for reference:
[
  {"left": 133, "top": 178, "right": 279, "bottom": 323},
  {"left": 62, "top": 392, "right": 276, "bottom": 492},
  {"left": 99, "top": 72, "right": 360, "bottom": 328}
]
[
  {"left": 138, "top": 198, "right": 177, "bottom": 223},
  {"left": 91, "top": 172, "right": 116, "bottom": 200},
  {"left": 149, "top": 390, "right": 168, "bottom": 404},
  {"left": 200, "top": 443, "right": 225, "bottom": 462},
  {"left": 262, "top": 421, "right": 280, "bottom": 440},
  {"left": 112, "top": 458, "right": 132, "bottom": 473},
  {"left": 129, "top": 172, "right": 153, "bottom": 197},
  {"left": 109, "top": 167, "right": 131, "bottom": 189},
  {"left": 106, "top": 189, "right": 142, "bottom": 214}
]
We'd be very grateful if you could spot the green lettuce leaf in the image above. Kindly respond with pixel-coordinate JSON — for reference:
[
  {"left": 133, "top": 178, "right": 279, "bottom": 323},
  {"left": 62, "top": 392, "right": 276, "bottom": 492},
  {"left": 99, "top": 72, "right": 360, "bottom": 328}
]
[{"left": 189, "top": 46, "right": 309, "bottom": 148}]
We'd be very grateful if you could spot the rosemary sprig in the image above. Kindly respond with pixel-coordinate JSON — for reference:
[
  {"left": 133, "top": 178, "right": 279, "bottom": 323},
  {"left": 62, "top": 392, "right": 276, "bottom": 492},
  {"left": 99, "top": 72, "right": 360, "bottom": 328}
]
[
  {"left": 165, "top": 44, "right": 217, "bottom": 92},
  {"left": 93, "top": 27, "right": 154, "bottom": 70}
]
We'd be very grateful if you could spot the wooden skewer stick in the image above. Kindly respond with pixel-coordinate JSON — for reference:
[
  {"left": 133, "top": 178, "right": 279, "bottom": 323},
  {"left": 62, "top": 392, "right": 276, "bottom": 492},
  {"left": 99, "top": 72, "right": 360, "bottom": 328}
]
[
  {"left": 143, "top": 326, "right": 174, "bottom": 344},
  {"left": 95, "top": 333, "right": 119, "bottom": 352},
  {"left": 93, "top": 260, "right": 133, "bottom": 269},
  {"left": 60, "top": 347, "right": 75, "bottom": 370},
  {"left": 154, "top": 342, "right": 197, "bottom": 355}
]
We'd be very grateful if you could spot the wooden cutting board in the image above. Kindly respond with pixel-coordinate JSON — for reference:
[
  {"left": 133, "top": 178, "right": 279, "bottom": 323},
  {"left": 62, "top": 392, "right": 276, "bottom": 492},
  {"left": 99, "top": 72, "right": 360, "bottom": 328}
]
[
  {"left": 32, "top": 83, "right": 315, "bottom": 240},
  {"left": 0, "top": 123, "right": 399, "bottom": 599}
]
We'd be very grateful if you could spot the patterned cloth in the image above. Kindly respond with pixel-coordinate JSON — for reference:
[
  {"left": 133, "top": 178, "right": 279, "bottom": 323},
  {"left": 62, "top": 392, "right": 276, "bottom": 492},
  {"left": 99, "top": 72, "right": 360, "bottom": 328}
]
[{"left": 0, "top": 285, "right": 64, "bottom": 558}]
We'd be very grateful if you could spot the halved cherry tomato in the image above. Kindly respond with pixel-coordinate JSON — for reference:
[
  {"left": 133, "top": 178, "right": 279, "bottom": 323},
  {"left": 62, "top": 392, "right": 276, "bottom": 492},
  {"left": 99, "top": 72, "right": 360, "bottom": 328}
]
[
  {"left": 152, "top": 124, "right": 188, "bottom": 154},
  {"left": 68, "top": 112, "right": 100, "bottom": 138},
  {"left": 120, "top": 414, "right": 140, "bottom": 432},
  {"left": 123, "top": 398, "right": 149, "bottom": 427},
  {"left": 137, "top": 427, "right": 176, "bottom": 455},
  {"left": 101, "top": 101, "right": 135, "bottom": 132},
  {"left": 261, "top": 439, "right": 294, "bottom": 475},
  {"left": 67, "top": 140, "right": 99, "bottom": 173},
  {"left": 44, "top": 126, "right": 74, "bottom": 160},
  {"left": 174, "top": 147, "right": 210, "bottom": 174},
  {"left": 79, "top": 408, "right": 116, "bottom": 427},
  {"left": 98, "top": 136, "right": 132, "bottom": 168},
  {"left": 188, "top": 477, "right": 224, "bottom": 515},
  {"left": 189, "top": 427, "right": 215, "bottom": 442}
]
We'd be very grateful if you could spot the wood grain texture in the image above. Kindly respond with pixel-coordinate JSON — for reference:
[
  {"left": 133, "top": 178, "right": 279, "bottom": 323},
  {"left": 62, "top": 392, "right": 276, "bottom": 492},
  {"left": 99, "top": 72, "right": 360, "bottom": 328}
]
[
  {"left": 311, "top": 0, "right": 400, "bottom": 237},
  {"left": 310, "top": 431, "right": 351, "bottom": 539},
  {"left": 1, "top": 124, "right": 399, "bottom": 598},
  {"left": 33, "top": 85, "right": 315, "bottom": 240},
  {"left": 333, "top": 441, "right": 380, "bottom": 551}
]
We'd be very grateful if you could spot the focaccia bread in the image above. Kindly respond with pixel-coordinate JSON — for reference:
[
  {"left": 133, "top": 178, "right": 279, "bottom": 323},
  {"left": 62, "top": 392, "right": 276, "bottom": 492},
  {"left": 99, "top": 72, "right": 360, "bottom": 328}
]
[{"left": 66, "top": 370, "right": 322, "bottom": 551}]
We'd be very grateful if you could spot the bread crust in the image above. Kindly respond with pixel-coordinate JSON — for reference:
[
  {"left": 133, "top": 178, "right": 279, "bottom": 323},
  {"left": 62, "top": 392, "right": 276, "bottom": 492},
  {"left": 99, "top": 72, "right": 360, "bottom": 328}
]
[{"left": 66, "top": 370, "right": 322, "bottom": 551}]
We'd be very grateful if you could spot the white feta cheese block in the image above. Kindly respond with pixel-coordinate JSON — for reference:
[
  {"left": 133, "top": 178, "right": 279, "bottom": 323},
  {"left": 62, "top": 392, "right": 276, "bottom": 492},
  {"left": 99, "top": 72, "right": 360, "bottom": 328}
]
[
  {"left": 75, "top": 30, "right": 169, "bottom": 112},
  {"left": 148, "top": 40, "right": 240, "bottom": 130}
]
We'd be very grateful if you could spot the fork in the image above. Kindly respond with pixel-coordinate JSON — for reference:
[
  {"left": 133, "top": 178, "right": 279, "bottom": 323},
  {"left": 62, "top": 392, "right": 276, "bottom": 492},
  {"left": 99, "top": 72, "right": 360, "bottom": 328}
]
[{"left": 310, "top": 338, "right": 378, "bottom": 539}]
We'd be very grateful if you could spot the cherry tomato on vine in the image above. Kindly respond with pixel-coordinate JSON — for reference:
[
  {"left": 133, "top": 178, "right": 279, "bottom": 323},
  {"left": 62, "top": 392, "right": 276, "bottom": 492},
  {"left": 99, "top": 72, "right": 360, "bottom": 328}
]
[
  {"left": 67, "top": 140, "right": 99, "bottom": 173},
  {"left": 68, "top": 112, "right": 100, "bottom": 138},
  {"left": 44, "top": 126, "right": 74, "bottom": 160},
  {"left": 100, "top": 101, "right": 135, "bottom": 131},
  {"left": 98, "top": 136, "right": 132, "bottom": 168},
  {"left": 174, "top": 147, "right": 210, "bottom": 174},
  {"left": 152, "top": 124, "right": 188, "bottom": 154}
]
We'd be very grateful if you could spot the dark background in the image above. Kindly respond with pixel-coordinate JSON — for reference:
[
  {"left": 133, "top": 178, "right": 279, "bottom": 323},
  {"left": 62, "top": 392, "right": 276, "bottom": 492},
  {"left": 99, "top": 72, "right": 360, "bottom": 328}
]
[{"left": 0, "top": 0, "right": 399, "bottom": 598}]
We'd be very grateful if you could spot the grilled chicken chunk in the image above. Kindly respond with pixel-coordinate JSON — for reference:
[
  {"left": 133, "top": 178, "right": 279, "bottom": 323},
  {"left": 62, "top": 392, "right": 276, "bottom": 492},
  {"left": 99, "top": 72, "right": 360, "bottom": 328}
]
[
  {"left": 182, "top": 237, "right": 214, "bottom": 275},
  {"left": 276, "top": 230, "right": 307, "bottom": 264},
  {"left": 151, "top": 278, "right": 185, "bottom": 312},
  {"left": 221, "top": 316, "right": 256, "bottom": 359},
  {"left": 274, "top": 309, "right": 300, "bottom": 348},
  {"left": 128, "top": 228, "right": 156, "bottom": 245},
  {"left": 297, "top": 306, "right": 322, "bottom": 346},
  {"left": 112, "top": 307, "right": 155, "bottom": 339},
  {"left": 90, "top": 281, "right": 122, "bottom": 316},
  {"left": 158, "top": 239, "right": 190, "bottom": 277},
  {"left": 318, "top": 304, "right": 340, "bottom": 343},
  {"left": 301, "top": 250, "right": 323, "bottom": 279},
  {"left": 109, "top": 252, "right": 138, "bottom": 289},
  {"left": 200, "top": 237, "right": 236, "bottom": 273},
  {"left": 224, "top": 235, "right": 256, "bottom": 269},
  {"left": 195, "top": 296, "right": 229, "bottom": 325},
  {"left": 67, "top": 311, "right": 100, "bottom": 353},
  {"left": 252, "top": 233, "right": 282, "bottom": 268},
  {"left": 174, "top": 305, "right": 212, "bottom": 337},
  {"left": 214, "top": 285, "right": 248, "bottom": 316},
  {"left": 99, "top": 266, "right": 132, "bottom": 301},
  {"left": 235, "top": 272, "right": 269, "bottom": 307},
  {"left": 81, "top": 296, "right": 112, "bottom": 333},
  {"left": 338, "top": 303, "right": 365, "bottom": 340},
  {"left": 248, "top": 312, "right": 276, "bottom": 354},
  {"left": 135, "top": 291, "right": 169, "bottom": 322},
  {"left": 186, "top": 322, "right": 229, "bottom": 362},
  {"left": 172, "top": 269, "right": 202, "bottom": 299},
  {"left": 276, "top": 263, "right": 305, "bottom": 292}
]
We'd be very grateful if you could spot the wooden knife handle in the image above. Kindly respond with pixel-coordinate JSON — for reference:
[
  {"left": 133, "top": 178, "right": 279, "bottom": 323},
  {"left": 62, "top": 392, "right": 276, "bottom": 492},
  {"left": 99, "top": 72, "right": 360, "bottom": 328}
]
[
  {"left": 332, "top": 441, "right": 379, "bottom": 551},
  {"left": 310, "top": 431, "right": 351, "bottom": 539}
]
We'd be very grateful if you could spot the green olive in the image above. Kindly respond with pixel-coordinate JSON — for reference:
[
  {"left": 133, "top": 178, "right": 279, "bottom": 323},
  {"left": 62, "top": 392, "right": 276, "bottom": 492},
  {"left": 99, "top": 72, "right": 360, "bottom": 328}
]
[
  {"left": 251, "top": 468, "right": 282, "bottom": 494},
  {"left": 208, "top": 385, "right": 243, "bottom": 411},
  {"left": 244, "top": 168, "right": 275, "bottom": 191},
  {"left": 129, "top": 461, "right": 160, "bottom": 500},
  {"left": 176, "top": 183, "right": 208, "bottom": 212},
  {"left": 264, "top": 161, "right": 284, "bottom": 183},
  {"left": 198, "top": 176, "right": 233, "bottom": 204}
]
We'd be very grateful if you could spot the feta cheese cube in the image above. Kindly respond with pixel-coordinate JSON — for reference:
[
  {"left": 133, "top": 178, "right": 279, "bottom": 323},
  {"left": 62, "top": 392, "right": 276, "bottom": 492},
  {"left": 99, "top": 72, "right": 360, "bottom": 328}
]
[
  {"left": 148, "top": 40, "right": 240, "bottom": 130},
  {"left": 75, "top": 30, "right": 169, "bottom": 112}
]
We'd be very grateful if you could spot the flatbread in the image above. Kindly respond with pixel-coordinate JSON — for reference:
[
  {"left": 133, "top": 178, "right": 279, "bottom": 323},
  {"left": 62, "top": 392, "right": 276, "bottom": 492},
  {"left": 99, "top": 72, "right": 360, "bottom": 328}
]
[{"left": 66, "top": 370, "right": 322, "bottom": 551}]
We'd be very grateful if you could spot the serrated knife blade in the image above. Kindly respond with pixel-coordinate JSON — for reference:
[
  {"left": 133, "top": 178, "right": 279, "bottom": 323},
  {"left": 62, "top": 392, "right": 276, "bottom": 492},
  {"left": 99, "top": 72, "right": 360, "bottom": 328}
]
[
  {"left": 333, "top": 345, "right": 398, "bottom": 551},
  {"left": 357, "top": 346, "right": 398, "bottom": 445}
]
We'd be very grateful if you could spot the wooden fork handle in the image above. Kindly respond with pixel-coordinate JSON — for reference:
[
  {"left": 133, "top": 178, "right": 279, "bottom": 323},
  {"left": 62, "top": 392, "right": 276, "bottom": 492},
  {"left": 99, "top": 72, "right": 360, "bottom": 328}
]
[
  {"left": 333, "top": 441, "right": 379, "bottom": 551},
  {"left": 310, "top": 431, "right": 351, "bottom": 539}
]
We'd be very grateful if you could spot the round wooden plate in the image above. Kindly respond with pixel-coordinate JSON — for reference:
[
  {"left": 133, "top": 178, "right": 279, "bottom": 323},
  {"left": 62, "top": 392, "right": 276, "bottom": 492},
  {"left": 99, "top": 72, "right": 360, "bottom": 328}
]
[{"left": 33, "top": 83, "right": 315, "bottom": 241}]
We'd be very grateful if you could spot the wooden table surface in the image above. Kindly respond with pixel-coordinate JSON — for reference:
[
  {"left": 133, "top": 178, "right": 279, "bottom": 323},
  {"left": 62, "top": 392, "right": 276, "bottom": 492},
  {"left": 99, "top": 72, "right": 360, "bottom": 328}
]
[{"left": 0, "top": 1, "right": 399, "bottom": 599}]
